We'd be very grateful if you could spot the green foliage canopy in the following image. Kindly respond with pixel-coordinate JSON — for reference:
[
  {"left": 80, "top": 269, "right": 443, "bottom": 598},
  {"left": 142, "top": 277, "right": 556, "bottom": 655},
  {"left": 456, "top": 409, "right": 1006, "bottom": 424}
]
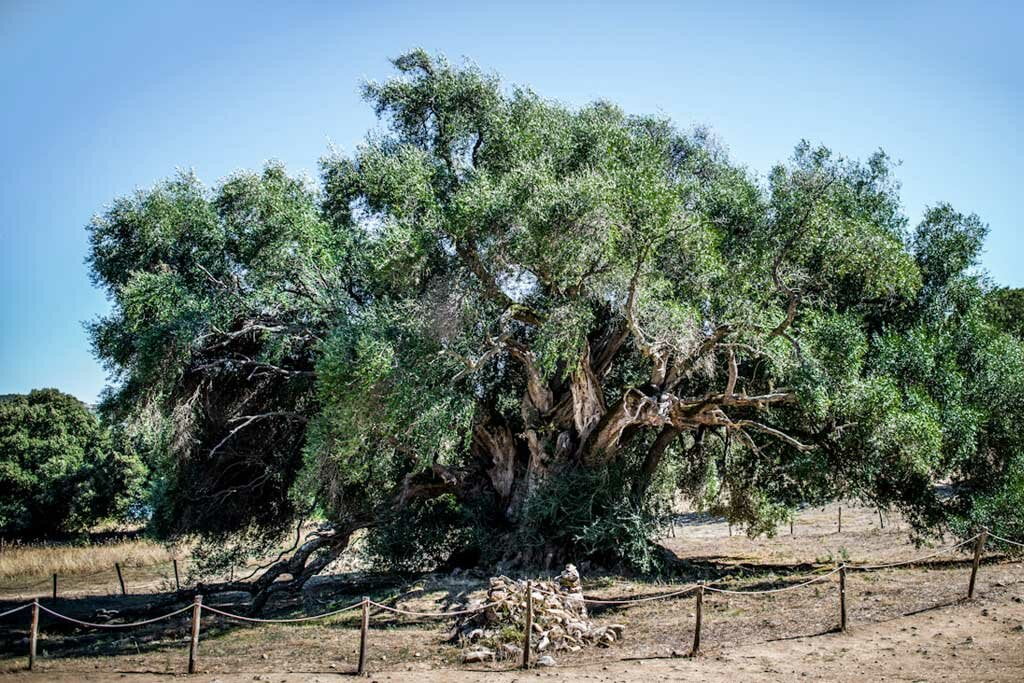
[{"left": 87, "top": 50, "right": 1024, "bottom": 577}]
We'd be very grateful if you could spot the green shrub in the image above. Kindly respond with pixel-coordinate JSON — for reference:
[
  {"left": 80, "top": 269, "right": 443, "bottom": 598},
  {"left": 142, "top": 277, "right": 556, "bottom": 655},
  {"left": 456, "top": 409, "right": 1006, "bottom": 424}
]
[{"left": 0, "top": 389, "right": 147, "bottom": 537}]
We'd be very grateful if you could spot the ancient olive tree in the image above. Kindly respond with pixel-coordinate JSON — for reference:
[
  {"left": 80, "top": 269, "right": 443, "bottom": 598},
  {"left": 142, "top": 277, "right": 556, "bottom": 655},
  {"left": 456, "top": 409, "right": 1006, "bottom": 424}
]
[{"left": 88, "top": 51, "right": 1024, "bottom": 606}]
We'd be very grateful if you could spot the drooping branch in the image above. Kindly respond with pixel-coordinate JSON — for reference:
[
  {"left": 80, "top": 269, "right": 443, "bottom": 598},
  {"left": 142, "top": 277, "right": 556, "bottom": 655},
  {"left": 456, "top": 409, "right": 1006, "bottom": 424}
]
[
  {"left": 246, "top": 526, "right": 356, "bottom": 614},
  {"left": 209, "top": 412, "right": 309, "bottom": 456},
  {"left": 168, "top": 525, "right": 360, "bottom": 615},
  {"left": 731, "top": 419, "right": 815, "bottom": 452},
  {"left": 191, "top": 357, "right": 316, "bottom": 378}
]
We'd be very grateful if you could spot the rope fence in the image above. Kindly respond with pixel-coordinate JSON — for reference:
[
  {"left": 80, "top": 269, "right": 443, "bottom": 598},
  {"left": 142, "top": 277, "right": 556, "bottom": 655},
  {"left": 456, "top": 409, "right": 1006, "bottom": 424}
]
[
  {"left": 366, "top": 600, "right": 500, "bottom": 617},
  {"left": 845, "top": 536, "right": 979, "bottom": 571},
  {"left": 703, "top": 566, "right": 841, "bottom": 595},
  {"left": 34, "top": 603, "right": 194, "bottom": 629},
  {"left": 200, "top": 601, "right": 364, "bottom": 623},
  {"left": 558, "top": 584, "right": 700, "bottom": 605},
  {"left": 988, "top": 531, "right": 1024, "bottom": 549},
  {"left": 2, "top": 528, "right": 1022, "bottom": 674}
]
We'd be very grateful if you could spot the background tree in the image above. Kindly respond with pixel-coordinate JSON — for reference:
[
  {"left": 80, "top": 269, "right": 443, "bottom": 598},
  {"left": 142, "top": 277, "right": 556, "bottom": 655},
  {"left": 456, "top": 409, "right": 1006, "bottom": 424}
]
[
  {"left": 985, "top": 287, "right": 1024, "bottom": 339},
  {"left": 87, "top": 51, "right": 1024, "bottom": 608},
  {"left": 0, "top": 388, "right": 148, "bottom": 537}
]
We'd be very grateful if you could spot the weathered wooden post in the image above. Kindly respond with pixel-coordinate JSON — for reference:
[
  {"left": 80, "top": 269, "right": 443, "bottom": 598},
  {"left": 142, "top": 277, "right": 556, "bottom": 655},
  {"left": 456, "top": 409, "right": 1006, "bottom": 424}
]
[
  {"left": 839, "top": 564, "right": 848, "bottom": 632},
  {"left": 522, "top": 580, "right": 533, "bottom": 669},
  {"left": 188, "top": 595, "right": 202, "bottom": 674},
  {"left": 690, "top": 583, "right": 704, "bottom": 656},
  {"left": 838, "top": 506, "right": 842, "bottom": 534},
  {"left": 173, "top": 559, "right": 181, "bottom": 591},
  {"left": 357, "top": 597, "right": 369, "bottom": 675},
  {"left": 968, "top": 529, "right": 988, "bottom": 599},
  {"left": 28, "top": 598, "right": 39, "bottom": 670},
  {"left": 115, "top": 562, "right": 126, "bottom": 595},
  {"left": 52, "top": 573, "right": 57, "bottom": 600},
  {"left": 878, "top": 508, "right": 885, "bottom": 529},
  {"left": 790, "top": 518, "right": 794, "bottom": 536}
]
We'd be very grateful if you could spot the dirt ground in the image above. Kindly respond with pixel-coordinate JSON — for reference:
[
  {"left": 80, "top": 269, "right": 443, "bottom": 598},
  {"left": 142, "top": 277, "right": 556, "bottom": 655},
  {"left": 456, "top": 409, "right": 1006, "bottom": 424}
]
[{"left": 2, "top": 502, "right": 1023, "bottom": 681}]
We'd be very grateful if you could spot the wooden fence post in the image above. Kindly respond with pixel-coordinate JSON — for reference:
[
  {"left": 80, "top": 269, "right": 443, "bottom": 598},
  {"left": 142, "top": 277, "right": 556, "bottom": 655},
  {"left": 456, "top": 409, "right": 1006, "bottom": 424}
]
[
  {"left": 878, "top": 508, "right": 885, "bottom": 529},
  {"left": 839, "top": 564, "right": 848, "bottom": 632},
  {"left": 115, "top": 562, "right": 126, "bottom": 595},
  {"left": 357, "top": 597, "right": 369, "bottom": 675},
  {"left": 188, "top": 595, "right": 202, "bottom": 674},
  {"left": 52, "top": 573, "right": 57, "bottom": 600},
  {"left": 838, "top": 506, "right": 842, "bottom": 534},
  {"left": 28, "top": 598, "right": 39, "bottom": 671},
  {"left": 522, "top": 580, "right": 533, "bottom": 669},
  {"left": 790, "top": 518, "right": 794, "bottom": 536},
  {"left": 968, "top": 529, "right": 988, "bottom": 600},
  {"left": 690, "top": 583, "right": 704, "bottom": 656},
  {"left": 173, "top": 559, "right": 181, "bottom": 591}
]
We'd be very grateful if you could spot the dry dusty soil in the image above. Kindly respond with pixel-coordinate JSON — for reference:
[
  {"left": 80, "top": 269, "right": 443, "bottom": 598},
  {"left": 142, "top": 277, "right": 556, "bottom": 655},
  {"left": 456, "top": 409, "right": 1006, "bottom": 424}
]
[{"left": 2, "top": 503, "right": 1023, "bottom": 681}]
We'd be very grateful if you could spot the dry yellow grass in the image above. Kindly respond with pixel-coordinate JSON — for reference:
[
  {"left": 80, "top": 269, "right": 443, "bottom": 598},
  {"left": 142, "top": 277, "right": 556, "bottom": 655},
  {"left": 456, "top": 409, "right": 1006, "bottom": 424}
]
[{"left": 0, "top": 537, "right": 174, "bottom": 584}]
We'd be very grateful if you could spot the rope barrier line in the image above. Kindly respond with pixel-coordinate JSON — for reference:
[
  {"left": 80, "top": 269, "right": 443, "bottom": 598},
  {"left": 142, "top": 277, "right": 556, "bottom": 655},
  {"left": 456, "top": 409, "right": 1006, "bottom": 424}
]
[
  {"left": 705, "top": 566, "right": 841, "bottom": 595},
  {"left": 577, "top": 584, "right": 700, "bottom": 604},
  {"left": 987, "top": 532, "right": 1024, "bottom": 549},
  {"left": 200, "top": 601, "right": 364, "bottom": 623},
  {"left": 846, "top": 535, "right": 979, "bottom": 571},
  {"left": 367, "top": 599, "right": 498, "bottom": 617},
  {"left": 36, "top": 603, "right": 193, "bottom": 629},
  {"left": 532, "top": 583, "right": 700, "bottom": 605},
  {"left": 0, "top": 603, "right": 31, "bottom": 619}
]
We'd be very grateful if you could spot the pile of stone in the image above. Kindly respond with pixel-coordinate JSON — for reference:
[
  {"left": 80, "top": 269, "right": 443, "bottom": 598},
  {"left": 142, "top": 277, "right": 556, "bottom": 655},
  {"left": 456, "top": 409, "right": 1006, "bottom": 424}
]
[{"left": 456, "top": 564, "right": 625, "bottom": 664}]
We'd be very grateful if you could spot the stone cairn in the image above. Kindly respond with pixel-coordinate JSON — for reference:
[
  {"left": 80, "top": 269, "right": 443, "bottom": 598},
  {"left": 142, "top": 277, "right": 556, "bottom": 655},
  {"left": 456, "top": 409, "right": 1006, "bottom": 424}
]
[{"left": 456, "top": 564, "right": 625, "bottom": 664}]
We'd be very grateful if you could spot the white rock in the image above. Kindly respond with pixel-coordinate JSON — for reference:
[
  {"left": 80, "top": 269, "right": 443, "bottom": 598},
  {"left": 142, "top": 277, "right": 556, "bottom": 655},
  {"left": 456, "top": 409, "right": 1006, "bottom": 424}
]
[{"left": 462, "top": 648, "right": 495, "bottom": 663}]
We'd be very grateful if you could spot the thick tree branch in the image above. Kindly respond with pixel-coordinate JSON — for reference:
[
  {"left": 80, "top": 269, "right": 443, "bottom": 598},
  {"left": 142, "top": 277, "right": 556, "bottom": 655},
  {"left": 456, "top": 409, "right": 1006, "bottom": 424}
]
[{"left": 633, "top": 425, "right": 680, "bottom": 500}]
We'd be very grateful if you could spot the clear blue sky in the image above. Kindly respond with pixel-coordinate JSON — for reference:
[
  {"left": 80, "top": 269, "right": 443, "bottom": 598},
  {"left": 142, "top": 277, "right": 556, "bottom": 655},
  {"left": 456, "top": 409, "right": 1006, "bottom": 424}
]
[{"left": 0, "top": 1, "right": 1020, "bottom": 403}]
